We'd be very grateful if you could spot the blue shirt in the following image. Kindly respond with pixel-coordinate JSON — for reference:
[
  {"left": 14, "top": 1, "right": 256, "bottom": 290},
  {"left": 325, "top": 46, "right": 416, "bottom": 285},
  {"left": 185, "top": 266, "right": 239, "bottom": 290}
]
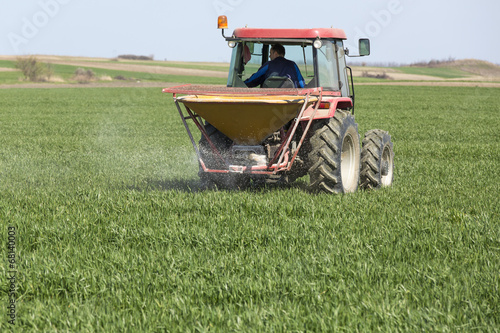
[{"left": 244, "top": 57, "right": 305, "bottom": 88}]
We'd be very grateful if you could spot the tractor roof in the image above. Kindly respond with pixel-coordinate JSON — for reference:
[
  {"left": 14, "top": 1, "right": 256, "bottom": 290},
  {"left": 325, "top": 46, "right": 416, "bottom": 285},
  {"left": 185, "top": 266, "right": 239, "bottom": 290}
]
[{"left": 232, "top": 27, "right": 347, "bottom": 40}]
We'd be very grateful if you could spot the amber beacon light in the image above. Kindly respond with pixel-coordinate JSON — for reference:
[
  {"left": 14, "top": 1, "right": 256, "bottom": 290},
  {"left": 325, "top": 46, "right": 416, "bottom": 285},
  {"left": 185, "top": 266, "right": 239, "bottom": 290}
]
[{"left": 217, "top": 15, "right": 228, "bottom": 29}]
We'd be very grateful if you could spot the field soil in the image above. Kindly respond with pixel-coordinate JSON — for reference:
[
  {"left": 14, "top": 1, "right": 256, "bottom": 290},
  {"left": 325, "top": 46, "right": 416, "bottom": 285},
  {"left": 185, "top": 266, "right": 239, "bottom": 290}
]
[
  {"left": 0, "top": 67, "right": 19, "bottom": 72},
  {"left": 52, "top": 60, "right": 227, "bottom": 78},
  {"left": 350, "top": 66, "right": 443, "bottom": 81},
  {"left": 0, "top": 81, "right": 178, "bottom": 89},
  {"left": 357, "top": 81, "right": 500, "bottom": 87}
]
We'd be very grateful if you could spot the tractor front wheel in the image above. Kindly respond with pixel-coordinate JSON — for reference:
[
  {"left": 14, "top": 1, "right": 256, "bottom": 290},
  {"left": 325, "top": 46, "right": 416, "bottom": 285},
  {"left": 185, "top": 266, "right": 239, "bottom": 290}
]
[
  {"left": 360, "top": 129, "right": 394, "bottom": 189},
  {"left": 307, "top": 110, "right": 361, "bottom": 194}
]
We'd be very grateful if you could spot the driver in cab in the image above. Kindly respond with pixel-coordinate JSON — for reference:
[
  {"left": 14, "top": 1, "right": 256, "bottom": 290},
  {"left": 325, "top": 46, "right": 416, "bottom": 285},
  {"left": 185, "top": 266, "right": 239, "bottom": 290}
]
[{"left": 244, "top": 44, "right": 305, "bottom": 88}]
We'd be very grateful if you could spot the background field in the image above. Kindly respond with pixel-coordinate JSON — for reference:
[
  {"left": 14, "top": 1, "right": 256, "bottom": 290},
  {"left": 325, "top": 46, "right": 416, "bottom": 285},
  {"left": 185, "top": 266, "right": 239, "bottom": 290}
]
[
  {"left": 2, "top": 55, "right": 500, "bottom": 87},
  {"left": 0, "top": 82, "right": 499, "bottom": 331}
]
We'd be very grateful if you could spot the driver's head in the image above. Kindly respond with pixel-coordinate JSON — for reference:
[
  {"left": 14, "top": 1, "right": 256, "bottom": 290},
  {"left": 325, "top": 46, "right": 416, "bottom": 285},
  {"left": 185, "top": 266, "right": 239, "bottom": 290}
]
[{"left": 270, "top": 44, "right": 285, "bottom": 60}]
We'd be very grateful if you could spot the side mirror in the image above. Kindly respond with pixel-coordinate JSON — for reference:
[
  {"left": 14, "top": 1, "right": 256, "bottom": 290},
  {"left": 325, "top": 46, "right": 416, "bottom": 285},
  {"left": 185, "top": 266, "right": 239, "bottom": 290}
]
[{"left": 359, "top": 39, "right": 370, "bottom": 56}]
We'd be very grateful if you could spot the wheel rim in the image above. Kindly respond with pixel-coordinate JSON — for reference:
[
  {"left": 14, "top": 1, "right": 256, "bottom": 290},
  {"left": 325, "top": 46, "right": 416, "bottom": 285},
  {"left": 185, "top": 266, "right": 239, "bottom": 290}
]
[
  {"left": 341, "top": 133, "right": 357, "bottom": 192},
  {"left": 381, "top": 145, "right": 393, "bottom": 186}
]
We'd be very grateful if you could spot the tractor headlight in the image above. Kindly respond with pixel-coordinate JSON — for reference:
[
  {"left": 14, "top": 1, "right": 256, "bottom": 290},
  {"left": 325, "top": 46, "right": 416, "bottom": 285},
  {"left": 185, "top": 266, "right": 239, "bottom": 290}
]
[
  {"left": 313, "top": 39, "right": 323, "bottom": 49},
  {"left": 228, "top": 40, "right": 237, "bottom": 48}
]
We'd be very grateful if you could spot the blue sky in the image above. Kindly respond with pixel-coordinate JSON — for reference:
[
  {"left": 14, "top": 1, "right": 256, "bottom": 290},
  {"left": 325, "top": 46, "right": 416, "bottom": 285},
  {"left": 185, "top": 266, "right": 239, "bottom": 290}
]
[{"left": 1, "top": 0, "right": 499, "bottom": 65}]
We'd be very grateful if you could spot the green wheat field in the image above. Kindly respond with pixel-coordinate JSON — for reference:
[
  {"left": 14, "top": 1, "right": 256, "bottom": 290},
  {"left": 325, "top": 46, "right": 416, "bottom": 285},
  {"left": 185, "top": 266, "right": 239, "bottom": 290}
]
[{"left": 0, "top": 85, "right": 499, "bottom": 332}]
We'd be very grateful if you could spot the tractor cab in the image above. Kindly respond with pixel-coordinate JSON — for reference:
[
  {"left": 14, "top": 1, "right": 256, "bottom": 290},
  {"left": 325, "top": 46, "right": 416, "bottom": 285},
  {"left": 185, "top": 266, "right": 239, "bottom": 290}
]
[
  {"left": 219, "top": 18, "right": 370, "bottom": 99},
  {"left": 227, "top": 39, "right": 348, "bottom": 95}
]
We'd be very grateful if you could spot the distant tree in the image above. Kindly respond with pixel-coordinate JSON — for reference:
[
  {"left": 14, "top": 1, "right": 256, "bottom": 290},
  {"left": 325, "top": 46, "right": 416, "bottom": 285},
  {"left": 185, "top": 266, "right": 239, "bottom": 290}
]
[
  {"left": 73, "top": 68, "right": 96, "bottom": 83},
  {"left": 117, "top": 54, "right": 154, "bottom": 61},
  {"left": 15, "top": 56, "right": 51, "bottom": 82}
]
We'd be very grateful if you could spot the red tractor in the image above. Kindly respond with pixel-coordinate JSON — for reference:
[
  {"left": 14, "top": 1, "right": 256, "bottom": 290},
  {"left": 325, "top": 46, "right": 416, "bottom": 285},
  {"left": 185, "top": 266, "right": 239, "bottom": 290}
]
[{"left": 164, "top": 16, "right": 394, "bottom": 193}]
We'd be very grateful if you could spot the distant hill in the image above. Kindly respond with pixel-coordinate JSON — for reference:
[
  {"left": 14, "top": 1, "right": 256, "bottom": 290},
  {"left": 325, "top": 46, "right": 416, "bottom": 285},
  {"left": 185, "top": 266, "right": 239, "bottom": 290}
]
[{"left": 410, "top": 59, "right": 500, "bottom": 78}]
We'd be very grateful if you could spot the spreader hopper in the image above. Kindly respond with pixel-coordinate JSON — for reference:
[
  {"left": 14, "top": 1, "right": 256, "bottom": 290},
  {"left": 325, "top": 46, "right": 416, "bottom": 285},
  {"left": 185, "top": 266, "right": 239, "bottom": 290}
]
[{"left": 177, "top": 95, "right": 317, "bottom": 145}]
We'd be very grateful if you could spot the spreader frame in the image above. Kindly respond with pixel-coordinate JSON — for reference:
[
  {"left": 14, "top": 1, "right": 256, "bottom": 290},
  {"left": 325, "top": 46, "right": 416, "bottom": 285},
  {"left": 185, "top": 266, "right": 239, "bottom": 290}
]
[{"left": 166, "top": 85, "right": 323, "bottom": 176}]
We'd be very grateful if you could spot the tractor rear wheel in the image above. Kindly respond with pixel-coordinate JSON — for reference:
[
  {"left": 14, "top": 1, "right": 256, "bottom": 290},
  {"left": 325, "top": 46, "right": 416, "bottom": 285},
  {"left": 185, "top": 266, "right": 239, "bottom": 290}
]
[
  {"left": 307, "top": 110, "right": 360, "bottom": 194},
  {"left": 360, "top": 129, "right": 394, "bottom": 189}
]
